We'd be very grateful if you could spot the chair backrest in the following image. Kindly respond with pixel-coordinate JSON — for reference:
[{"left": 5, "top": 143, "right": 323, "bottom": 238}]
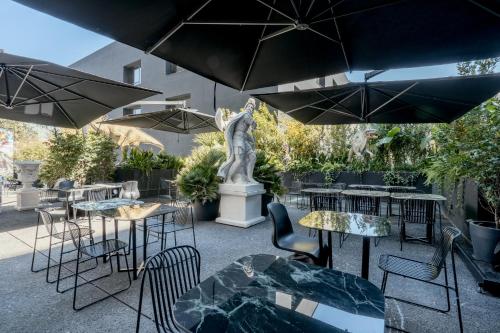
[
  {"left": 313, "top": 194, "right": 339, "bottom": 211},
  {"left": 173, "top": 201, "right": 193, "bottom": 225},
  {"left": 57, "top": 180, "right": 75, "bottom": 190},
  {"left": 401, "top": 199, "right": 435, "bottom": 224},
  {"left": 159, "top": 179, "right": 177, "bottom": 200},
  {"left": 342, "top": 194, "right": 381, "bottom": 216},
  {"left": 86, "top": 187, "right": 107, "bottom": 202},
  {"left": 267, "top": 203, "right": 294, "bottom": 248},
  {"left": 120, "top": 181, "right": 140, "bottom": 199},
  {"left": 38, "top": 209, "right": 58, "bottom": 235},
  {"left": 137, "top": 246, "right": 201, "bottom": 333},
  {"left": 430, "top": 226, "right": 462, "bottom": 270},
  {"left": 64, "top": 221, "right": 89, "bottom": 249}
]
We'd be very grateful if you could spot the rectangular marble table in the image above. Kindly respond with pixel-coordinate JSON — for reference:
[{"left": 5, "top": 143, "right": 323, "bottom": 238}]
[
  {"left": 173, "top": 254, "right": 385, "bottom": 333},
  {"left": 299, "top": 211, "right": 391, "bottom": 279}
]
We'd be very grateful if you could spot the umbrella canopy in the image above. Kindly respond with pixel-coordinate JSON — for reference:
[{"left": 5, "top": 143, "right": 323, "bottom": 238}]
[
  {"left": 14, "top": 0, "right": 500, "bottom": 91},
  {"left": 100, "top": 108, "right": 218, "bottom": 134},
  {"left": 92, "top": 123, "right": 164, "bottom": 150},
  {"left": 0, "top": 52, "right": 159, "bottom": 128},
  {"left": 253, "top": 74, "right": 500, "bottom": 124}
]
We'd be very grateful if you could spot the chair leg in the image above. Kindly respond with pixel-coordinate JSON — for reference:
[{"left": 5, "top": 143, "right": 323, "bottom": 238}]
[
  {"left": 381, "top": 271, "right": 389, "bottom": 293},
  {"left": 72, "top": 249, "right": 81, "bottom": 311},
  {"left": 45, "top": 233, "right": 54, "bottom": 283},
  {"left": 30, "top": 216, "right": 41, "bottom": 272},
  {"left": 451, "top": 248, "right": 464, "bottom": 333}
]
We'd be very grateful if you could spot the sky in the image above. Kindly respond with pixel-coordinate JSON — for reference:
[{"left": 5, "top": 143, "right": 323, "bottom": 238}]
[{"left": 0, "top": 0, "right": 493, "bottom": 83}]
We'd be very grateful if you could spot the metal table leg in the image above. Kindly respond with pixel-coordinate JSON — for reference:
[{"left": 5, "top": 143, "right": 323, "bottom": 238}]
[
  {"left": 102, "top": 216, "right": 107, "bottom": 263},
  {"left": 327, "top": 231, "right": 333, "bottom": 269},
  {"left": 361, "top": 236, "right": 370, "bottom": 280},
  {"left": 131, "top": 220, "right": 137, "bottom": 280}
]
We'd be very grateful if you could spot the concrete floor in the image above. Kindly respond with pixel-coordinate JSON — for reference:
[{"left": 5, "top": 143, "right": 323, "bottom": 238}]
[{"left": 0, "top": 193, "right": 499, "bottom": 333}]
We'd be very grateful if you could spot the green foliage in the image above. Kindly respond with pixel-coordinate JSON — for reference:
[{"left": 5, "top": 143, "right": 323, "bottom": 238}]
[
  {"left": 0, "top": 119, "right": 49, "bottom": 161},
  {"left": 73, "top": 131, "right": 117, "bottom": 184},
  {"left": 425, "top": 58, "right": 500, "bottom": 225},
  {"left": 121, "top": 148, "right": 184, "bottom": 174},
  {"left": 153, "top": 152, "right": 184, "bottom": 171},
  {"left": 39, "top": 130, "right": 117, "bottom": 186},
  {"left": 253, "top": 150, "right": 285, "bottom": 196},
  {"left": 383, "top": 170, "right": 418, "bottom": 186},
  {"left": 253, "top": 103, "right": 285, "bottom": 165},
  {"left": 176, "top": 146, "right": 225, "bottom": 203},
  {"left": 39, "top": 131, "right": 85, "bottom": 186},
  {"left": 122, "top": 147, "right": 155, "bottom": 175}
]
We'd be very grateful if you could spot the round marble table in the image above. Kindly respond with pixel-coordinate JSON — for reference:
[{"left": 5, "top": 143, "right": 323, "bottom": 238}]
[
  {"left": 173, "top": 254, "right": 385, "bottom": 333},
  {"left": 341, "top": 189, "right": 391, "bottom": 197},
  {"left": 299, "top": 211, "right": 391, "bottom": 279}
]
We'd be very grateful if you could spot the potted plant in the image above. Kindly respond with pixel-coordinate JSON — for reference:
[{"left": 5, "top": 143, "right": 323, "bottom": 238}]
[
  {"left": 177, "top": 147, "right": 225, "bottom": 221},
  {"left": 253, "top": 151, "right": 285, "bottom": 216},
  {"left": 425, "top": 98, "right": 500, "bottom": 263}
]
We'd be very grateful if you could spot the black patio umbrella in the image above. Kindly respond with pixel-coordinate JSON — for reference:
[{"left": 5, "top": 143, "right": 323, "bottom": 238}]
[
  {"left": 15, "top": 0, "right": 500, "bottom": 91},
  {"left": 100, "top": 108, "right": 218, "bottom": 134},
  {"left": 253, "top": 74, "right": 500, "bottom": 124},
  {"left": 0, "top": 52, "right": 160, "bottom": 128}
]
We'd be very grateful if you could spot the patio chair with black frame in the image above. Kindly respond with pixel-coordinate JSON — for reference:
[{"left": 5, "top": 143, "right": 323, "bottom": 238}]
[
  {"left": 378, "top": 226, "right": 463, "bottom": 333},
  {"left": 399, "top": 198, "right": 443, "bottom": 251},
  {"left": 136, "top": 245, "right": 201, "bottom": 333},
  {"left": 140, "top": 200, "right": 197, "bottom": 251},
  {"left": 65, "top": 220, "right": 131, "bottom": 310},
  {"left": 284, "top": 180, "right": 303, "bottom": 209},
  {"left": 158, "top": 178, "right": 177, "bottom": 204},
  {"left": 341, "top": 193, "right": 385, "bottom": 247},
  {"left": 31, "top": 209, "right": 97, "bottom": 290},
  {"left": 310, "top": 193, "right": 341, "bottom": 239}
]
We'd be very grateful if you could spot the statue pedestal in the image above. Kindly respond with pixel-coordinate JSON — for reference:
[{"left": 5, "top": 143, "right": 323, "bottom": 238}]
[
  {"left": 216, "top": 183, "right": 266, "bottom": 228},
  {"left": 15, "top": 161, "right": 41, "bottom": 211}
]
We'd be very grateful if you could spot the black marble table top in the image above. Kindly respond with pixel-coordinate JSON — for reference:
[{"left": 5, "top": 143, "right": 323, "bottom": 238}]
[
  {"left": 97, "top": 202, "right": 176, "bottom": 220},
  {"left": 299, "top": 211, "right": 391, "bottom": 237},
  {"left": 173, "top": 254, "right": 385, "bottom": 333},
  {"left": 341, "top": 189, "right": 390, "bottom": 197}
]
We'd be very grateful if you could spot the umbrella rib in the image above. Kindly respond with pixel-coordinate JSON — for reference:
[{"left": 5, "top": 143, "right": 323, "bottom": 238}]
[
  {"left": 365, "top": 82, "right": 418, "bottom": 118},
  {"left": 13, "top": 68, "right": 115, "bottom": 110},
  {"left": 260, "top": 25, "right": 296, "bottom": 41},
  {"left": 374, "top": 87, "right": 481, "bottom": 106},
  {"left": 17, "top": 97, "right": 84, "bottom": 106},
  {"left": 4, "top": 67, "right": 11, "bottom": 105},
  {"left": 289, "top": 0, "right": 300, "bottom": 17},
  {"left": 316, "top": 89, "right": 360, "bottom": 115},
  {"left": 9, "top": 65, "right": 33, "bottom": 106},
  {"left": 305, "top": 0, "right": 317, "bottom": 17},
  {"left": 468, "top": 0, "right": 500, "bottom": 18},
  {"left": 184, "top": 21, "right": 291, "bottom": 26},
  {"left": 328, "top": 5, "right": 350, "bottom": 72},
  {"left": 242, "top": 1, "right": 277, "bottom": 91},
  {"left": 146, "top": 0, "right": 213, "bottom": 54},
  {"left": 334, "top": 0, "right": 406, "bottom": 19},
  {"left": 306, "top": 27, "right": 340, "bottom": 44},
  {"left": 9, "top": 69, "right": 78, "bottom": 128},
  {"left": 12, "top": 79, "right": 86, "bottom": 107},
  {"left": 370, "top": 87, "right": 448, "bottom": 122},
  {"left": 281, "top": 88, "right": 356, "bottom": 113},
  {"left": 307, "top": 105, "right": 361, "bottom": 123},
  {"left": 311, "top": 0, "right": 345, "bottom": 20},
  {"left": 190, "top": 113, "right": 218, "bottom": 130},
  {"left": 255, "top": 0, "right": 297, "bottom": 22}
]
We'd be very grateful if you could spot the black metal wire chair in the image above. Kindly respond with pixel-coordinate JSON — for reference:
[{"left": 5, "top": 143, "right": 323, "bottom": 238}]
[
  {"left": 136, "top": 245, "right": 201, "bottom": 333},
  {"left": 39, "top": 188, "right": 60, "bottom": 206},
  {"left": 66, "top": 221, "right": 131, "bottom": 310},
  {"left": 341, "top": 194, "right": 385, "bottom": 247},
  {"left": 284, "top": 180, "right": 303, "bottom": 208},
  {"left": 399, "top": 198, "right": 442, "bottom": 251},
  {"left": 310, "top": 193, "right": 341, "bottom": 240},
  {"left": 378, "top": 226, "right": 463, "bottom": 333},
  {"left": 158, "top": 178, "right": 177, "bottom": 203},
  {"left": 143, "top": 200, "right": 197, "bottom": 250},
  {"left": 31, "top": 209, "right": 96, "bottom": 289}
]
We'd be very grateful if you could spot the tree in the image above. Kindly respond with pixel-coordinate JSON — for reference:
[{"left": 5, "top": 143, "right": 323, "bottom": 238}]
[{"left": 425, "top": 58, "right": 500, "bottom": 226}]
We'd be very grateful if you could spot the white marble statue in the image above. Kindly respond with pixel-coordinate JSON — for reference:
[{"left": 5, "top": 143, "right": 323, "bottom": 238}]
[
  {"left": 215, "top": 98, "right": 258, "bottom": 184},
  {"left": 348, "top": 128, "right": 378, "bottom": 162}
]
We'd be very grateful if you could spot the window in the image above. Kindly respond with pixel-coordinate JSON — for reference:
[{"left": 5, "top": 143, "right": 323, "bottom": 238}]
[
  {"left": 123, "top": 107, "right": 142, "bottom": 116},
  {"left": 123, "top": 61, "right": 141, "bottom": 85},
  {"left": 165, "top": 61, "right": 177, "bottom": 75}
]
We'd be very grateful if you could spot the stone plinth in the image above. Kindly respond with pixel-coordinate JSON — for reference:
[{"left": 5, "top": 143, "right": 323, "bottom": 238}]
[
  {"left": 15, "top": 161, "right": 41, "bottom": 210},
  {"left": 216, "top": 183, "right": 266, "bottom": 228}
]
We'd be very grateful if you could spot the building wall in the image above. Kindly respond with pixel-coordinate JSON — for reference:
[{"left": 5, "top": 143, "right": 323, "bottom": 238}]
[{"left": 70, "top": 41, "right": 267, "bottom": 156}]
